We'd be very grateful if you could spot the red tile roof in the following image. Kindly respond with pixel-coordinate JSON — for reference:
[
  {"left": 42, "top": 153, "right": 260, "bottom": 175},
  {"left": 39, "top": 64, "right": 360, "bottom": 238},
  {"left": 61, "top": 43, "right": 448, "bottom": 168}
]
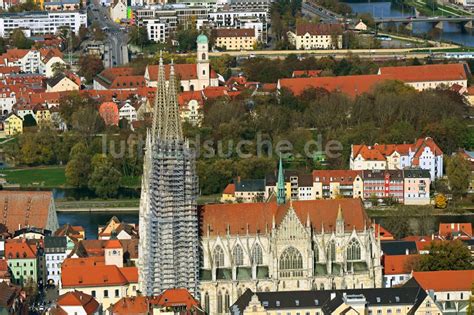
[
  {"left": 0, "top": 191, "right": 54, "bottom": 233},
  {"left": 120, "top": 267, "right": 138, "bottom": 283},
  {"left": 5, "top": 240, "right": 36, "bottom": 259},
  {"left": 212, "top": 28, "right": 255, "bottom": 38},
  {"left": 57, "top": 291, "right": 99, "bottom": 315},
  {"left": 352, "top": 137, "right": 443, "bottom": 161},
  {"left": 223, "top": 183, "right": 235, "bottom": 195},
  {"left": 292, "top": 70, "right": 322, "bottom": 78},
  {"left": 200, "top": 199, "right": 369, "bottom": 236},
  {"left": 105, "top": 239, "right": 122, "bottom": 249},
  {"left": 352, "top": 145, "right": 386, "bottom": 161},
  {"left": 61, "top": 265, "right": 134, "bottom": 288},
  {"left": 374, "top": 224, "right": 394, "bottom": 240},
  {"left": 202, "top": 86, "right": 229, "bottom": 99},
  {"left": 62, "top": 257, "right": 105, "bottom": 267},
  {"left": 383, "top": 254, "right": 419, "bottom": 275},
  {"left": 312, "top": 170, "right": 362, "bottom": 185},
  {"left": 296, "top": 23, "right": 344, "bottom": 36},
  {"left": 279, "top": 74, "right": 389, "bottom": 98},
  {"left": 439, "top": 223, "right": 472, "bottom": 238},
  {"left": 178, "top": 90, "right": 204, "bottom": 107},
  {"left": 146, "top": 64, "right": 217, "bottom": 82},
  {"left": 379, "top": 63, "right": 467, "bottom": 83},
  {"left": 111, "top": 296, "right": 149, "bottom": 314},
  {"left": 152, "top": 288, "right": 201, "bottom": 310},
  {"left": 413, "top": 270, "right": 474, "bottom": 292}
]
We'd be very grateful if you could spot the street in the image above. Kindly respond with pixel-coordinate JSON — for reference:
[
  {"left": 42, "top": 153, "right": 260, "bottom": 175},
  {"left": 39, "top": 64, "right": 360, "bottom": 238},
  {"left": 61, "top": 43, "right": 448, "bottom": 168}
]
[{"left": 88, "top": 0, "right": 129, "bottom": 67}]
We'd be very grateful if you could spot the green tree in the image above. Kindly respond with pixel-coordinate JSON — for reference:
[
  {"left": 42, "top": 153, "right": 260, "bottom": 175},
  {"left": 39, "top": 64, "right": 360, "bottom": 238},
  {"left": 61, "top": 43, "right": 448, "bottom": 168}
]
[
  {"left": 128, "top": 26, "right": 150, "bottom": 47},
  {"left": 65, "top": 142, "right": 92, "bottom": 187},
  {"left": 413, "top": 240, "right": 473, "bottom": 271},
  {"left": 51, "top": 62, "right": 68, "bottom": 77},
  {"left": 176, "top": 27, "right": 199, "bottom": 52},
  {"left": 23, "top": 114, "right": 37, "bottom": 127},
  {"left": 71, "top": 106, "right": 105, "bottom": 138},
  {"left": 447, "top": 154, "right": 471, "bottom": 199},
  {"left": 382, "top": 208, "right": 413, "bottom": 239},
  {"left": 88, "top": 154, "right": 122, "bottom": 198},
  {"left": 78, "top": 54, "right": 104, "bottom": 83},
  {"left": 9, "top": 29, "right": 33, "bottom": 49}
]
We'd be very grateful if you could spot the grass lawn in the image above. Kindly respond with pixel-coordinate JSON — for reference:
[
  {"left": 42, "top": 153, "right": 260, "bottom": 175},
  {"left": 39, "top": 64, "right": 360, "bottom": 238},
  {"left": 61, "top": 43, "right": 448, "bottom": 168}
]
[{"left": 1, "top": 167, "right": 66, "bottom": 188}]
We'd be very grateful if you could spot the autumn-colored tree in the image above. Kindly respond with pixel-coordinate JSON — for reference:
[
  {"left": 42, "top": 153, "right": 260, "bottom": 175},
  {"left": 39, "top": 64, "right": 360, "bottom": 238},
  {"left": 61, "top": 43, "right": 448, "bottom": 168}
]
[
  {"left": 435, "top": 193, "right": 448, "bottom": 209},
  {"left": 78, "top": 54, "right": 104, "bottom": 83}
]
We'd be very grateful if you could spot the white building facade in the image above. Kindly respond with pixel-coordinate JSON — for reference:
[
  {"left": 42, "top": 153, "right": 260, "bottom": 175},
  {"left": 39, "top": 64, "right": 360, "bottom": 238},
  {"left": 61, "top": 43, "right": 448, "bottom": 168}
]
[{"left": 0, "top": 11, "right": 87, "bottom": 37}]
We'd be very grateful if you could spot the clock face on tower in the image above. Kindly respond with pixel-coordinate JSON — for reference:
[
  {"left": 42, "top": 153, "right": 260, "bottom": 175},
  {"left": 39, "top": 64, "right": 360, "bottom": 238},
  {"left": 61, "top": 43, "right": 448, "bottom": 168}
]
[{"left": 113, "top": 250, "right": 117, "bottom": 255}]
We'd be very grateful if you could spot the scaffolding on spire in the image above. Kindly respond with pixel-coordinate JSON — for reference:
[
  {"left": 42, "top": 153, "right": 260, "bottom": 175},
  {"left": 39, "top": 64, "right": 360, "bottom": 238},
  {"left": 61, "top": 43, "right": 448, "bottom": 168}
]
[{"left": 151, "top": 51, "right": 167, "bottom": 142}]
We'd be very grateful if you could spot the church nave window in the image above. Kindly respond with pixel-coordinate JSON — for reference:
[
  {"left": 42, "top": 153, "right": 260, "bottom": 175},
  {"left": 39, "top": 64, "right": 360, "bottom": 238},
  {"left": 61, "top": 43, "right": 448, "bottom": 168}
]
[
  {"left": 232, "top": 244, "right": 244, "bottom": 266},
  {"left": 213, "top": 245, "right": 225, "bottom": 268},
  {"left": 217, "top": 291, "right": 223, "bottom": 313},
  {"left": 279, "top": 246, "right": 303, "bottom": 278},
  {"left": 328, "top": 240, "right": 336, "bottom": 261},
  {"left": 251, "top": 244, "right": 263, "bottom": 265},
  {"left": 347, "top": 239, "right": 361, "bottom": 261}
]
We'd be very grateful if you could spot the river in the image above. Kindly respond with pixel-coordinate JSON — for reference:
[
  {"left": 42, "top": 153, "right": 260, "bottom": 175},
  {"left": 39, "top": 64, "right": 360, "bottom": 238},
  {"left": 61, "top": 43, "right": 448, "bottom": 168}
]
[
  {"left": 57, "top": 210, "right": 474, "bottom": 240},
  {"left": 344, "top": 1, "right": 474, "bottom": 47}
]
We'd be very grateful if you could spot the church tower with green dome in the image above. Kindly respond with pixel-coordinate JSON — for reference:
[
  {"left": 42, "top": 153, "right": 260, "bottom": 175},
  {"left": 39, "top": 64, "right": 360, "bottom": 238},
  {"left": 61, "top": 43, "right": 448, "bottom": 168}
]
[{"left": 196, "top": 33, "right": 210, "bottom": 89}]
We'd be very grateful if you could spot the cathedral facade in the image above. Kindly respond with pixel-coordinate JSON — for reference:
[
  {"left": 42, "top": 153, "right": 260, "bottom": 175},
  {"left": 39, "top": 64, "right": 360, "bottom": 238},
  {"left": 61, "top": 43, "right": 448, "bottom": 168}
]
[{"left": 199, "top": 198, "right": 383, "bottom": 314}]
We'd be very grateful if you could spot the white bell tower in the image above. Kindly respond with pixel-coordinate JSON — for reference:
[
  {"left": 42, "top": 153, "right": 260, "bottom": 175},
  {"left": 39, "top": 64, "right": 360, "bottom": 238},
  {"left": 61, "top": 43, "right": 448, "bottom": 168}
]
[{"left": 196, "top": 33, "right": 210, "bottom": 90}]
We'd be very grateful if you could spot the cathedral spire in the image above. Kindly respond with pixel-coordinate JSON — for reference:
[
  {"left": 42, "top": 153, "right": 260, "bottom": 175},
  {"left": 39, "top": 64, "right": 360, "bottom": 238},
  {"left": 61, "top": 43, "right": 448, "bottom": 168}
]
[
  {"left": 336, "top": 204, "right": 344, "bottom": 234},
  {"left": 152, "top": 51, "right": 167, "bottom": 142},
  {"left": 164, "top": 59, "right": 183, "bottom": 141},
  {"left": 276, "top": 155, "right": 285, "bottom": 205}
]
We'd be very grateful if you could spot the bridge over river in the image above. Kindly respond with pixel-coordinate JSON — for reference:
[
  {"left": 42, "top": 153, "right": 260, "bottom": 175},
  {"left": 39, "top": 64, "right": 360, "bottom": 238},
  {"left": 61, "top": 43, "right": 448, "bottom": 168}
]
[{"left": 375, "top": 16, "right": 474, "bottom": 29}]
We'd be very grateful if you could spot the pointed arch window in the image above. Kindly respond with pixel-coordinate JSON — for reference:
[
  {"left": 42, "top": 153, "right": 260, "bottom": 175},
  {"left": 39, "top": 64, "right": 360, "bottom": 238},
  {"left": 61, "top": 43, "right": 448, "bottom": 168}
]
[
  {"left": 204, "top": 292, "right": 210, "bottom": 314},
  {"left": 232, "top": 244, "right": 244, "bottom": 266},
  {"left": 279, "top": 246, "right": 303, "bottom": 277},
  {"left": 213, "top": 245, "right": 225, "bottom": 268},
  {"left": 347, "top": 238, "right": 361, "bottom": 261},
  {"left": 251, "top": 244, "right": 263, "bottom": 265},
  {"left": 224, "top": 291, "right": 230, "bottom": 312},
  {"left": 328, "top": 240, "right": 336, "bottom": 261},
  {"left": 217, "top": 291, "right": 223, "bottom": 313},
  {"left": 314, "top": 243, "right": 319, "bottom": 263}
]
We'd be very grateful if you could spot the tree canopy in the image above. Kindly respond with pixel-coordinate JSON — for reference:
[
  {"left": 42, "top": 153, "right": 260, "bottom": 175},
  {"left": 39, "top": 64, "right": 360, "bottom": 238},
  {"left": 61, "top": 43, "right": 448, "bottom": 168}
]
[{"left": 412, "top": 240, "right": 473, "bottom": 271}]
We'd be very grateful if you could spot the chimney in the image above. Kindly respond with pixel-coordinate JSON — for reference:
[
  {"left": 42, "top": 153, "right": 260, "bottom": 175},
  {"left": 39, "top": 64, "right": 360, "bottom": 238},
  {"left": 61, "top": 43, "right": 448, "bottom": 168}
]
[
  {"left": 405, "top": 248, "right": 409, "bottom": 255},
  {"left": 237, "top": 176, "right": 241, "bottom": 184}
]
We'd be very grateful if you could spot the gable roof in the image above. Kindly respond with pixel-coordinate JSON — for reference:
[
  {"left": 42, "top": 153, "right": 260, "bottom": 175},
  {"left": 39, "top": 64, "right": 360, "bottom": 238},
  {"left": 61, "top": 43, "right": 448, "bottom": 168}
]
[
  {"left": 412, "top": 270, "right": 474, "bottom": 292},
  {"left": 111, "top": 296, "right": 149, "bottom": 314},
  {"left": 200, "top": 199, "right": 369, "bottom": 236},
  {"left": 296, "top": 23, "right": 344, "bottom": 36},
  {"left": 57, "top": 291, "right": 99, "bottom": 315},
  {"left": 212, "top": 28, "right": 255, "bottom": 38},
  {"left": 146, "top": 63, "right": 217, "bottom": 82},
  {"left": 378, "top": 63, "right": 467, "bottom": 83},
  {"left": 223, "top": 183, "right": 235, "bottom": 195},
  {"left": 61, "top": 265, "right": 133, "bottom": 287},
  {"left": 383, "top": 254, "right": 419, "bottom": 275},
  {"left": 0, "top": 191, "right": 54, "bottom": 232},
  {"left": 278, "top": 74, "right": 389, "bottom": 98},
  {"left": 5, "top": 240, "right": 36, "bottom": 259},
  {"left": 439, "top": 223, "right": 472, "bottom": 238},
  {"left": 152, "top": 288, "right": 201, "bottom": 310},
  {"left": 312, "top": 170, "right": 362, "bottom": 185}
]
